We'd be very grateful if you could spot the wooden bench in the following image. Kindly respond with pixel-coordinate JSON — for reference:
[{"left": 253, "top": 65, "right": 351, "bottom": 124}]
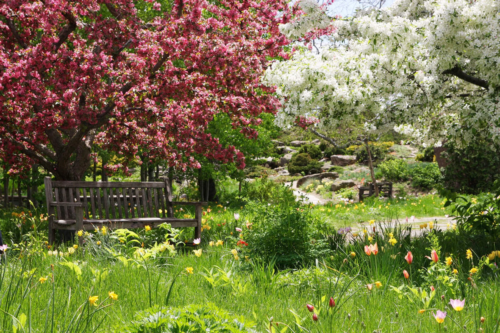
[
  {"left": 358, "top": 181, "right": 393, "bottom": 202},
  {"left": 44, "top": 177, "right": 206, "bottom": 244}
]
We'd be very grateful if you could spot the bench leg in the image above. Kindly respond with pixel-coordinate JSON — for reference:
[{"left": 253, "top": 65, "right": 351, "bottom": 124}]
[
  {"left": 195, "top": 204, "right": 202, "bottom": 239},
  {"left": 75, "top": 206, "right": 84, "bottom": 246}
]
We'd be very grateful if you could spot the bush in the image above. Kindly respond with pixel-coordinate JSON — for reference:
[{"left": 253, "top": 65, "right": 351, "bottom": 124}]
[
  {"left": 353, "top": 144, "right": 386, "bottom": 164},
  {"left": 125, "top": 303, "right": 256, "bottom": 333},
  {"left": 287, "top": 153, "right": 323, "bottom": 175},
  {"left": 243, "top": 177, "right": 295, "bottom": 204},
  {"left": 408, "top": 163, "right": 442, "bottom": 190},
  {"left": 243, "top": 200, "right": 329, "bottom": 268},
  {"left": 298, "top": 144, "right": 322, "bottom": 159},
  {"left": 441, "top": 140, "right": 500, "bottom": 194},
  {"left": 379, "top": 159, "right": 409, "bottom": 182},
  {"left": 328, "top": 166, "right": 344, "bottom": 174},
  {"left": 335, "top": 187, "right": 357, "bottom": 200},
  {"left": 245, "top": 165, "right": 276, "bottom": 179},
  {"left": 323, "top": 145, "right": 347, "bottom": 158},
  {"left": 415, "top": 146, "right": 434, "bottom": 162}
]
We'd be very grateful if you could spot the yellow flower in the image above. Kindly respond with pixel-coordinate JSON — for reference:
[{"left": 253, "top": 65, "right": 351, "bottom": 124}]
[
  {"left": 234, "top": 255, "right": 240, "bottom": 261},
  {"left": 68, "top": 247, "right": 75, "bottom": 254},
  {"left": 445, "top": 257, "right": 453, "bottom": 266},
  {"left": 209, "top": 241, "right": 214, "bottom": 247},
  {"left": 388, "top": 233, "right": 394, "bottom": 238},
  {"left": 89, "top": 296, "right": 99, "bottom": 306},
  {"left": 101, "top": 226, "right": 107, "bottom": 235},
  {"left": 429, "top": 221, "right": 434, "bottom": 229},
  {"left": 73, "top": 245, "right": 78, "bottom": 250},
  {"left": 488, "top": 251, "right": 497, "bottom": 261},
  {"left": 375, "top": 281, "right": 382, "bottom": 289},
  {"left": 466, "top": 249, "right": 473, "bottom": 260},
  {"left": 108, "top": 291, "right": 118, "bottom": 300},
  {"left": 77, "top": 230, "right": 83, "bottom": 237},
  {"left": 185, "top": 267, "right": 194, "bottom": 274},
  {"left": 453, "top": 269, "right": 458, "bottom": 274},
  {"left": 39, "top": 277, "right": 47, "bottom": 284},
  {"left": 388, "top": 238, "right": 397, "bottom": 246},
  {"left": 469, "top": 267, "right": 478, "bottom": 274},
  {"left": 363, "top": 229, "right": 367, "bottom": 234},
  {"left": 471, "top": 198, "right": 477, "bottom": 204},
  {"left": 368, "top": 236, "right": 373, "bottom": 242},
  {"left": 216, "top": 240, "right": 224, "bottom": 246},
  {"left": 418, "top": 309, "right": 426, "bottom": 314},
  {"left": 231, "top": 249, "right": 238, "bottom": 256},
  {"left": 145, "top": 225, "right": 151, "bottom": 232},
  {"left": 193, "top": 249, "right": 202, "bottom": 257},
  {"left": 97, "top": 241, "right": 101, "bottom": 246},
  {"left": 352, "top": 233, "right": 359, "bottom": 237},
  {"left": 350, "top": 252, "right": 356, "bottom": 258}
]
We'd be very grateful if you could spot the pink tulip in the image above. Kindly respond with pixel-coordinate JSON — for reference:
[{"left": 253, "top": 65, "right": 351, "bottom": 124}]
[
  {"left": 405, "top": 251, "right": 413, "bottom": 264},
  {"left": 312, "top": 313, "right": 318, "bottom": 321},
  {"left": 306, "top": 304, "right": 314, "bottom": 312},
  {"left": 329, "top": 297, "right": 335, "bottom": 308},
  {"left": 364, "top": 245, "right": 371, "bottom": 256},
  {"left": 403, "top": 270, "right": 409, "bottom": 279},
  {"left": 431, "top": 250, "right": 439, "bottom": 263}
]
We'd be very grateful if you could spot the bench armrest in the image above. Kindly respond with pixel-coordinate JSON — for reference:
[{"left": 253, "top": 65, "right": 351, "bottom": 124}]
[{"left": 50, "top": 202, "right": 84, "bottom": 207}]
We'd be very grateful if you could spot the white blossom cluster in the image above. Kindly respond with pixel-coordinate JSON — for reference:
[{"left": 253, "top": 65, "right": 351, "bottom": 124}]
[{"left": 265, "top": 0, "right": 500, "bottom": 145}]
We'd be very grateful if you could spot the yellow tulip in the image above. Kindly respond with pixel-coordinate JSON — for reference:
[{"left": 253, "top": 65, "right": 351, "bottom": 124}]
[
  {"left": 375, "top": 281, "right": 382, "bottom": 288},
  {"left": 466, "top": 249, "right": 473, "bottom": 260},
  {"left": 89, "top": 296, "right": 99, "bottom": 306},
  {"left": 77, "top": 230, "right": 83, "bottom": 237},
  {"left": 469, "top": 267, "right": 478, "bottom": 274},
  {"left": 185, "top": 267, "right": 194, "bottom": 274},
  {"left": 39, "top": 277, "right": 47, "bottom": 284},
  {"left": 193, "top": 249, "right": 202, "bottom": 257},
  {"left": 108, "top": 291, "right": 118, "bottom": 301},
  {"left": 445, "top": 257, "right": 453, "bottom": 266},
  {"left": 145, "top": 225, "right": 151, "bottom": 232}
]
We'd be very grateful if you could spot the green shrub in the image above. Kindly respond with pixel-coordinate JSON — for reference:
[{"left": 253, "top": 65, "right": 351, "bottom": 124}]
[
  {"left": 125, "top": 303, "right": 256, "bottom": 333},
  {"left": 323, "top": 145, "right": 346, "bottom": 158},
  {"left": 245, "top": 165, "right": 276, "bottom": 179},
  {"left": 335, "top": 187, "right": 357, "bottom": 200},
  {"left": 353, "top": 144, "right": 386, "bottom": 164},
  {"left": 415, "top": 146, "right": 434, "bottom": 162},
  {"left": 287, "top": 153, "right": 323, "bottom": 175},
  {"left": 298, "top": 144, "right": 322, "bottom": 159},
  {"left": 441, "top": 140, "right": 500, "bottom": 194},
  {"left": 243, "top": 177, "right": 295, "bottom": 204},
  {"left": 328, "top": 166, "right": 344, "bottom": 174},
  {"left": 243, "top": 200, "right": 328, "bottom": 268},
  {"left": 379, "top": 159, "right": 409, "bottom": 182},
  {"left": 408, "top": 163, "right": 442, "bottom": 190}
]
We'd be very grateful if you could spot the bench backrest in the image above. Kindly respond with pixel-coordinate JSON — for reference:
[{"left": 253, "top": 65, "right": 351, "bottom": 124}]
[{"left": 44, "top": 177, "right": 173, "bottom": 220}]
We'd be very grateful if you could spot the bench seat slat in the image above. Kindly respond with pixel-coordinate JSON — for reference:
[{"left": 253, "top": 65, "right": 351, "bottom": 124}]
[{"left": 53, "top": 218, "right": 198, "bottom": 229}]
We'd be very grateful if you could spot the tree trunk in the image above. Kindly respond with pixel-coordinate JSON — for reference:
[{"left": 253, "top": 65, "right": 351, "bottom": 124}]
[
  {"left": 31, "top": 164, "right": 39, "bottom": 208},
  {"left": 3, "top": 172, "right": 8, "bottom": 207},
  {"left": 17, "top": 177, "right": 22, "bottom": 208},
  {"left": 140, "top": 155, "right": 147, "bottom": 182},
  {"left": 148, "top": 164, "right": 155, "bottom": 182},
  {"left": 168, "top": 167, "right": 174, "bottom": 195},
  {"left": 197, "top": 169, "right": 217, "bottom": 202},
  {"left": 93, "top": 158, "right": 97, "bottom": 182},
  {"left": 364, "top": 139, "right": 379, "bottom": 196}
]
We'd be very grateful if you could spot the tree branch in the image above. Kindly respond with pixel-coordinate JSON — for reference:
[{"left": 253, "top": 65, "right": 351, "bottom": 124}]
[
  {"left": 4, "top": 17, "right": 27, "bottom": 49},
  {"left": 45, "top": 128, "right": 65, "bottom": 153},
  {"left": 104, "top": 2, "right": 122, "bottom": 19},
  {"left": 4, "top": 136, "right": 56, "bottom": 175},
  {"left": 53, "top": 12, "right": 77, "bottom": 52},
  {"left": 309, "top": 128, "right": 338, "bottom": 147},
  {"left": 442, "top": 66, "right": 489, "bottom": 90}
]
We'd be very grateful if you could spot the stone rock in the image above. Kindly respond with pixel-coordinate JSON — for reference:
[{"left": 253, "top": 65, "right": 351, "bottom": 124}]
[
  {"left": 284, "top": 147, "right": 296, "bottom": 154},
  {"left": 296, "top": 172, "right": 339, "bottom": 188},
  {"left": 321, "top": 162, "right": 332, "bottom": 171},
  {"left": 331, "top": 180, "right": 356, "bottom": 192},
  {"left": 331, "top": 155, "right": 357, "bottom": 166},
  {"left": 272, "top": 140, "right": 285, "bottom": 146},
  {"left": 290, "top": 140, "right": 308, "bottom": 147},
  {"left": 280, "top": 154, "right": 293, "bottom": 166},
  {"left": 311, "top": 139, "right": 321, "bottom": 145},
  {"left": 275, "top": 167, "right": 290, "bottom": 176},
  {"left": 255, "top": 157, "right": 273, "bottom": 163}
]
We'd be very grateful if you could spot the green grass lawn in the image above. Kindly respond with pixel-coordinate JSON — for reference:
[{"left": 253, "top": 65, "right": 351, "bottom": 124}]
[{"left": 0, "top": 193, "right": 496, "bottom": 332}]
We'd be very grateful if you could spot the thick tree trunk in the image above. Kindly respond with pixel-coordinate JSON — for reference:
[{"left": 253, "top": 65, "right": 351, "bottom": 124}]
[
  {"left": 148, "top": 164, "right": 155, "bottom": 181},
  {"left": 140, "top": 155, "right": 147, "bottom": 182},
  {"left": 3, "top": 172, "right": 8, "bottom": 207},
  {"left": 364, "top": 139, "right": 379, "bottom": 196},
  {"left": 197, "top": 169, "right": 217, "bottom": 202}
]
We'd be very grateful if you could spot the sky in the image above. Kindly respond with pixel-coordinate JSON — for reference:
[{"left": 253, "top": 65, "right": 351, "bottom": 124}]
[{"left": 326, "top": 0, "right": 396, "bottom": 17}]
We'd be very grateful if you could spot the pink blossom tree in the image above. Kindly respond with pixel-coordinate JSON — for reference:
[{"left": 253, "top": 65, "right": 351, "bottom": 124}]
[{"left": 0, "top": 0, "right": 291, "bottom": 180}]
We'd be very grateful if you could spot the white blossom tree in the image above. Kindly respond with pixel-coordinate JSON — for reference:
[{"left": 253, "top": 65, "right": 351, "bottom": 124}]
[{"left": 265, "top": 0, "right": 500, "bottom": 148}]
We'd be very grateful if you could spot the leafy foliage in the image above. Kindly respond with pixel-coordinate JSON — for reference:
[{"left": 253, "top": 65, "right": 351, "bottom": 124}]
[
  {"left": 298, "top": 144, "right": 322, "bottom": 159},
  {"left": 379, "top": 159, "right": 410, "bottom": 182},
  {"left": 125, "top": 303, "right": 257, "bottom": 333},
  {"left": 408, "top": 163, "right": 442, "bottom": 190},
  {"left": 352, "top": 144, "right": 387, "bottom": 164},
  {"left": 287, "top": 153, "right": 323, "bottom": 175},
  {"left": 242, "top": 200, "right": 328, "bottom": 269},
  {"left": 441, "top": 141, "right": 500, "bottom": 194}
]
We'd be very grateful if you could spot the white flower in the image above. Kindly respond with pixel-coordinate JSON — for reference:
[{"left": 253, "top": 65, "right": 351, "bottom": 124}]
[
  {"left": 234, "top": 213, "right": 240, "bottom": 221},
  {"left": 193, "top": 238, "right": 201, "bottom": 245}
]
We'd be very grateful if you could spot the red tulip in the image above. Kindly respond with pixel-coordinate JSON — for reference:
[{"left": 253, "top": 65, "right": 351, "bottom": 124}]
[
  {"left": 329, "top": 297, "right": 335, "bottom": 308},
  {"left": 312, "top": 314, "right": 318, "bottom": 321},
  {"left": 364, "top": 245, "right": 372, "bottom": 256},
  {"left": 306, "top": 304, "right": 314, "bottom": 312},
  {"left": 431, "top": 250, "right": 439, "bottom": 263},
  {"left": 405, "top": 251, "right": 413, "bottom": 264},
  {"left": 430, "top": 286, "right": 435, "bottom": 292},
  {"left": 403, "top": 270, "right": 409, "bottom": 279}
]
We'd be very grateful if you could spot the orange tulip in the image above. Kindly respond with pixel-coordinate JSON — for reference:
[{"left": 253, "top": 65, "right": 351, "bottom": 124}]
[
  {"left": 405, "top": 251, "right": 413, "bottom": 264},
  {"left": 431, "top": 250, "right": 439, "bottom": 263},
  {"left": 364, "top": 245, "right": 372, "bottom": 256},
  {"left": 370, "top": 243, "right": 379, "bottom": 255},
  {"left": 403, "top": 270, "right": 409, "bottom": 279}
]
